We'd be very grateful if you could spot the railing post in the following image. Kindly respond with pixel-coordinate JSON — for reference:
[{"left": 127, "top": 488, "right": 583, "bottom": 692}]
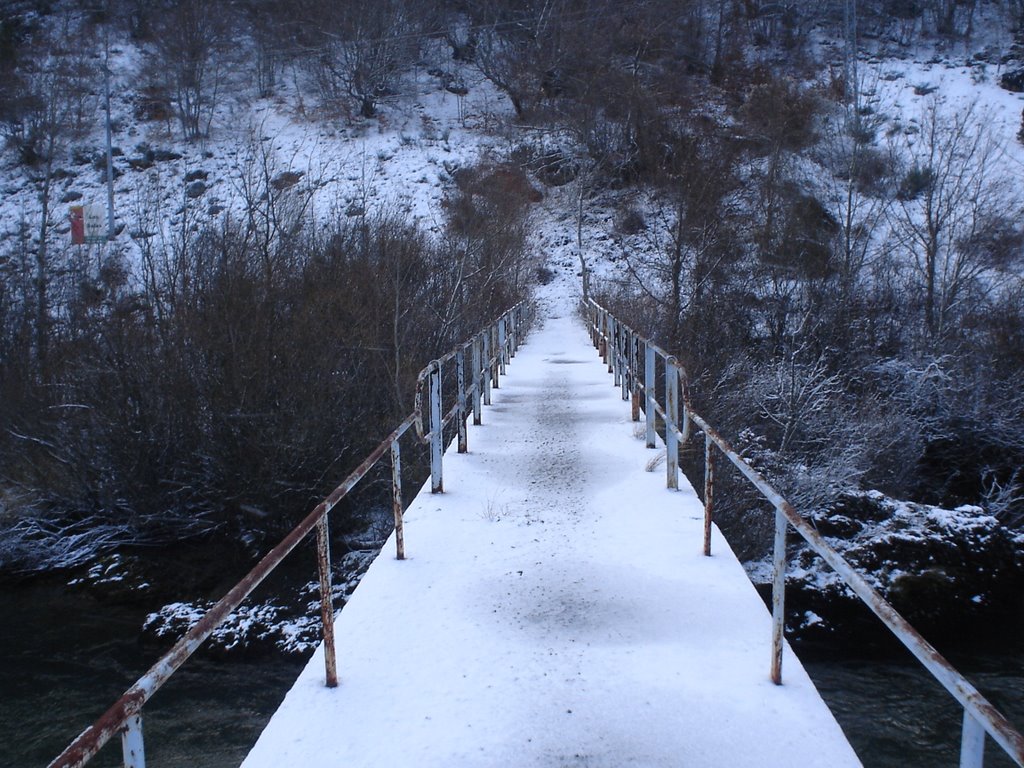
[
  {"left": 611, "top": 319, "right": 620, "bottom": 383},
  {"left": 120, "top": 714, "right": 145, "bottom": 768},
  {"left": 456, "top": 348, "right": 468, "bottom": 453},
  {"left": 482, "top": 332, "right": 492, "bottom": 406},
  {"left": 704, "top": 434, "right": 715, "bottom": 557},
  {"left": 498, "top": 317, "right": 507, "bottom": 375},
  {"left": 472, "top": 335, "right": 483, "bottom": 425},
  {"left": 620, "top": 329, "right": 629, "bottom": 401},
  {"left": 630, "top": 333, "right": 641, "bottom": 421},
  {"left": 429, "top": 362, "right": 444, "bottom": 493},
  {"left": 316, "top": 514, "right": 338, "bottom": 688},
  {"left": 509, "top": 307, "right": 518, "bottom": 358},
  {"left": 770, "top": 506, "right": 787, "bottom": 685},
  {"left": 645, "top": 344, "right": 656, "bottom": 449},
  {"left": 598, "top": 309, "right": 606, "bottom": 364},
  {"left": 490, "top": 325, "right": 500, "bottom": 390},
  {"left": 507, "top": 310, "right": 514, "bottom": 358},
  {"left": 602, "top": 310, "right": 610, "bottom": 364},
  {"left": 666, "top": 356, "right": 680, "bottom": 490},
  {"left": 391, "top": 441, "right": 405, "bottom": 560},
  {"left": 961, "top": 709, "right": 986, "bottom": 768}
]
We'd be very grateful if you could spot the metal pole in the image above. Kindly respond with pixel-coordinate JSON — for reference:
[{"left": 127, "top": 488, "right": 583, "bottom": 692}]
[
  {"left": 961, "top": 709, "right": 986, "bottom": 768},
  {"left": 456, "top": 348, "right": 467, "bottom": 453},
  {"left": 429, "top": 362, "right": 443, "bottom": 493},
  {"left": 391, "top": 441, "right": 405, "bottom": 560},
  {"left": 666, "top": 357, "right": 679, "bottom": 490},
  {"left": 645, "top": 344, "right": 656, "bottom": 448},
  {"left": 472, "top": 335, "right": 482, "bottom": 425},
  {"left": 770, "top": 506, "right": 787, "bottom": 685},
  {"left": 611, "top": 319, "right": 619, "bottom": 383},
  {"left": 482, "top": 333, "right": 492, "bottom": 406},
  {"left": 620, "top": 329, "right": 629, "bottom": 401},
  {"left": 103, "top": 34, "right": 116, "bottom": 240},
  {"left": 316, "top": 515, "right": 338, "bottom": 687},
  {"left": 120, "top": 715, "right": 144, "bottom": 768},
  {"left": 498, "top": 318, "right": 507, "bottom": 375},
  {"left": 604, "top": 310, "right": 611, "bottom": 362},
  {"left": 509, "top": 307, "right": 518, "bottom": 358},
  {"left": 490, "top": 326, "right": 500, "bottom": 390},
  {"left": 601, "top": 310, "right": 609, "bottom": 364},
  {"left": 704, "top": 434, "right": 715, "bottom": 557},
  {"left": 630, "top": 333, "right": 641, "bottom": 420}
]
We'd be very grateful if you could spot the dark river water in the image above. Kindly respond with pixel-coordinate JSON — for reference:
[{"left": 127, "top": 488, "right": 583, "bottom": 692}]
[
  {"left": 0, "top": 581, "right": 304, "bottom": 768},
  {"left": 803, "top": 642, "right": 1024, "bottom": 767},
  {"left": 2, "top": 580, "right": 1022, "bottom": 767}
]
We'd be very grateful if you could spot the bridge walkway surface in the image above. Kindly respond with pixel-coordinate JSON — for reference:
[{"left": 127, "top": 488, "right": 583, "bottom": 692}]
[{"left": 240, "top": 306, "right": 863, "bottom": 768}]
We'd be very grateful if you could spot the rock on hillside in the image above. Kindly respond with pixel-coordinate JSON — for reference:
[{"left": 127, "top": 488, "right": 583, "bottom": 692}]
[{"left": 749, "top": 491, "right": 1024, "bottom": 644}]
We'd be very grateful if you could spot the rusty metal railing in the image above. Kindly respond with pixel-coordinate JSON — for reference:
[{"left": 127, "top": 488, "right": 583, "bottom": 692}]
[
  {"left": 585, "top": 298, "right": 1024, "bottom": 768},
  {"left": 49, "top": 302, "right": 528, "bottom": 768}
]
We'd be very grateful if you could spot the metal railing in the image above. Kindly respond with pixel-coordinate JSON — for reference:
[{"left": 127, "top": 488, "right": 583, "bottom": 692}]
[
  {"left": 585, "top": 298, "right": 1024, "bottom": 768},
  {"left": 49, "top": 302, "right": 528, "bottom": 768}
]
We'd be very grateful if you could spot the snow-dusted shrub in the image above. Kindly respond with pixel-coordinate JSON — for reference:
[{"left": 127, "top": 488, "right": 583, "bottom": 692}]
[{"left": 0, "top": 199, "right": 531, "bottom": 574}]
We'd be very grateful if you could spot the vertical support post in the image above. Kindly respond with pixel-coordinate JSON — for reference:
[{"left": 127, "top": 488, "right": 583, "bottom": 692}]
[
  {"left": 770, "top": 505, "right": 787, "bottom": 685},
  {"left": 666, "top": 357, "right": 679, "bottom": 490},
  {"left": 703, "top": 434, "right": 715, "bottom": 557},
  {"left": 102, "top": 36, "right": 116, "bottom": 240},
  {"left": 620, "top": 329, "right": 629, "bottom": 401},
  {"left": 611, "top": 319, "right": 620, "bottom": 383},
  {"left": 630, "top": 333, "right": 641, "bottom": 420},
  {"left": 600, "top": 311, "right": 609, "bottom": 363},
  {"left": 602, "top": 317, "right": 610, "bottom": 374},
  {"left": 472, "top": 336, "right": 482, "bottom": 425},
  {"left": 960, "top": 709, "right": 986, "bottom": 768},
  {"left": 631, "top": 350, "right": 641, "bottom": 422},
  {"left": 316, "top": 514, "right": 338, "bottom": 688},
  {"left": 645, "top": 344, "right": 656, "bottom": 449},
  {"left": 429, "top": 362, "right": 443, "bottom": 493},
  {"left": 456, "top": 348, "right": 468, "bottom": 454},
  {"left": 391, "top": 441, "right": 405, "bottom": 560},
  {"left": 121, "top": 714, "right": 145, "bottom": 768},
  {"left": 498, "top": 317, "right": 507, "bottom": 375},
  {"left": 509, "top": 308, "right": 518, "bottom": 358},
  {"left": 482, "top": 333, "right": 492, "bottom": 406},
  {"left": 490, "top": 326, "right": 500, "bottom": 390}
]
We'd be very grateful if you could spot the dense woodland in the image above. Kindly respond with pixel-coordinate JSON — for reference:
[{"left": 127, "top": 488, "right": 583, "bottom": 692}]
[{"left": 1, "top": 0, "right": 1023, "bottom": 575}]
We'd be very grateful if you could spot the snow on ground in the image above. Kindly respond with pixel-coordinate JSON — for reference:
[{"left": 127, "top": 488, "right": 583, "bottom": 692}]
[
  {"left": 0, "top": 41, "right": 515, "bottom": 267},
  {"left": 241, "top": 283, "right": 862, "bottom": 767},
  {"left": 864, "top": 51, "right": 1024, "bottom": 163}
]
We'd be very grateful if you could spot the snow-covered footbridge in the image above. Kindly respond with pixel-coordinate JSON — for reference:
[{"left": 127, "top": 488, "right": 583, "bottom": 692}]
[
  {"left": 52, "top": 298, "right": 1024, "bottom": 768},
  {"left": 239, "top": 306, "right": 862, "bottom": 768}
]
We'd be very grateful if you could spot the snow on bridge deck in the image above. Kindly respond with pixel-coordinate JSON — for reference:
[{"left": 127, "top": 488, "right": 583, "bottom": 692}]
[{"left": 241, "top": 309, "right": 862, "bottom": 768}]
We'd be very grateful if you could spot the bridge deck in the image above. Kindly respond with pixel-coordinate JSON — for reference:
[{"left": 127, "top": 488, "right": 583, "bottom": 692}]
[{"left": 241, "top": 310, "right": 862, "bottom": 768}]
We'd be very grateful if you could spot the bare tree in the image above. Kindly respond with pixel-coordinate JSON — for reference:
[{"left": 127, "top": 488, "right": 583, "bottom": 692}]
[
  {"left": 146, "top": 0, "right": 229, "bottom": 140},
  {"left": 1, "top": 20, "right": 97, "bottom": 367},
  {"left": 888, "top": 100, "right": 1011, "bottom": 339},
  {"left": 308, "top": 0, "right": 417, "bottom": 118}
]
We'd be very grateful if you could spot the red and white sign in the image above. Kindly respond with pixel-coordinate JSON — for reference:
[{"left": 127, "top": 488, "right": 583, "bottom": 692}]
[{"left": 70, "top": 204, "right": 108, "bottom": 244}]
